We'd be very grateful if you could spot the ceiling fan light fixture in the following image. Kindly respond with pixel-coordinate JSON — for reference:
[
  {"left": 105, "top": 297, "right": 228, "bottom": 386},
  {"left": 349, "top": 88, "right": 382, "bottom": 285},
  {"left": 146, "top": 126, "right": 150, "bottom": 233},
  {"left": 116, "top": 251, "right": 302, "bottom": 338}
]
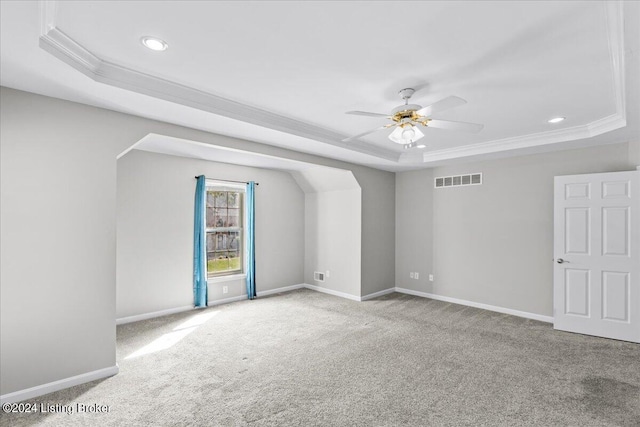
[
  {"left": 403, "top": 141, "right": 426, "bottom": 149},
  {"left": 343, "top": 90, "right": 481, "bottom": 146},
  {"left": 141, "top": 36, "right": 168, "bottom": 51},
  {"left": 389, "top": 124, "right": 424, "bottom": 145},
  {"left": 548, "top": 117, "right": 565, "bottom": 124},
  {"left": 401, "top": 126, "right": 415, "bottom": 140}
]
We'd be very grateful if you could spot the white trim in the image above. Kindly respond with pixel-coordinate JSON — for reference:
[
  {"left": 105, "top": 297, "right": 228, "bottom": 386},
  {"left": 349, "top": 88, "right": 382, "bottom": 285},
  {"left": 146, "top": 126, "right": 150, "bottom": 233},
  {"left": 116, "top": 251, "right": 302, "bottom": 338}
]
[
  {"left": 117, "top": 284, "right": 307, "bottom": 325},
  {"left": 116, "top": 285, "right": 552, "bottom": 324},
  {"left": 257, "top": 284, "right": 305, "bottom": 297},
  {"left": 421, "top": 114, "right": 627, "bottom": 164},
  {"left": 394, "top": 287, "right": 553, "bottom": 323},
  {"left": 604, "top": 0, "right": 626, "bottom": 118},
  {"left": 135, "top": 133, "right": 328, "bottom": 172},
  {"left": 302, "top": 283, "right": 361, "bottom": 302},
  {"left": 204, "top": 180, "right": 246, "bottom": 191},
  {"left": 38, "top": 0, "right": 57, "bottom": 36},
  {"left": 0, "top": 365, "right": 119, "bottom": 404},
  {"left": 116, "top": 137, "right": 145, "bottom": 160},
  {"left": 207, "top": 295, "right": 246, "bottom": 306},
  {"left": 208, "top": 274, "right": 246, "bottom": 284},
  {"left": 116, "top": 305, "right": 193, "bottom": 325},
  {"left": 360, "top": 287, "right": 395, "bottom": 301},
  {"left": 37, "top": 1, "right": 626, "bottom": 165},
  {"left": 36, "top": 4, "right": 397, "bottom": 162}
]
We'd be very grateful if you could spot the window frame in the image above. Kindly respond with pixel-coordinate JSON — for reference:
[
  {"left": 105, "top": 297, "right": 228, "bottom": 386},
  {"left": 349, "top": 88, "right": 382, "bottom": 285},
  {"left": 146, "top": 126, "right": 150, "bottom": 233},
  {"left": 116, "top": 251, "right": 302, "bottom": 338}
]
[{"left": 205, "top": 181, "right": 246, "bottom": 279}]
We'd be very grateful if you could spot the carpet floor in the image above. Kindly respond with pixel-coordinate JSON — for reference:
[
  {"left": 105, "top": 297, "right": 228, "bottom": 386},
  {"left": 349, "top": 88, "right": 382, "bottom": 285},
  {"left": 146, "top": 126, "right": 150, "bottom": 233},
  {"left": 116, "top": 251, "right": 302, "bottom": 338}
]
[{"left": 2, "top": 289, "right": 639, "bottom": 426}]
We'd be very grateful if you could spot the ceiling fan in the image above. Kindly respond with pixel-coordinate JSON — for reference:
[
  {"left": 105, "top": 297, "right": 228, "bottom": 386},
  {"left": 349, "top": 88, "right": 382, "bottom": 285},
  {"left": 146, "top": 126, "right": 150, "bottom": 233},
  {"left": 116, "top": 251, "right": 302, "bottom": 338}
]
[{"left": 343, "top": 88, "right": 483, "bottom": 148}]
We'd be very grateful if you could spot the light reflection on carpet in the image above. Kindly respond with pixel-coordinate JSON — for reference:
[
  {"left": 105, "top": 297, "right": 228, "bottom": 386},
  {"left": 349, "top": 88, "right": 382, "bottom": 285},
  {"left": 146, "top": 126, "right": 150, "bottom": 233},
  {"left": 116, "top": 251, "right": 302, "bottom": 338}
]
[{"left": 125, "top": 311, "right": 219, "bottom": 359}]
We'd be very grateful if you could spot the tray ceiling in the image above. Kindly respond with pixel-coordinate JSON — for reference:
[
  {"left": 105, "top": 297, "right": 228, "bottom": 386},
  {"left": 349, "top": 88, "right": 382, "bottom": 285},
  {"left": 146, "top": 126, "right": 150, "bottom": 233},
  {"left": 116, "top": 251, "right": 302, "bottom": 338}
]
[{"left": 1, "top": 1, "right": 637, "bottom": 171}]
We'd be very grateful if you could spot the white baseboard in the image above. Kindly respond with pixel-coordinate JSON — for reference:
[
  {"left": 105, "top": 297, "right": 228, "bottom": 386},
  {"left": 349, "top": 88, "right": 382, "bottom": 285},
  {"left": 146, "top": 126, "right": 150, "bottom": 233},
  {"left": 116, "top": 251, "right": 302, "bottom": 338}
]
[
  {"left": 360, "top": 287, "right": 395, "bottom": 301},
  {"left": 394, "top": 287, "right": 553, "bottom": 323},
  {"left": 0, "top": 365, "right": 119, "bottom": 404},
  {"left": 210, "top": 284, "right": 306, "bottom": 304},
  {"left": 257, "top": 284, "right": 305, "bottom": 297},
  {"left": 302, "top": 283, "right": 361, "bottom": 301},
  {"left": 117, "top": 284, "right": 308, "bottom": 325},
  {"left": 116, "top": 285, "right": 551, "bottom": 325},
  {"left": 116, "top": 305, "right": 193, "bottom": 325},
  {"left": 207, "top": 294, "right": 246, "bottom": 306}
]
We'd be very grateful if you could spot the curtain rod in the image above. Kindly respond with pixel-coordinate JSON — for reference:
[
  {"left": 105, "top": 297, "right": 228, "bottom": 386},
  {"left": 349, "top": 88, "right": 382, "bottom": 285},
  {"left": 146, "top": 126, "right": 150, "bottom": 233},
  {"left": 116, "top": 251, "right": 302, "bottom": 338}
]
[{"left": 194, "top": 176, "right": 259, "bottom": 185}]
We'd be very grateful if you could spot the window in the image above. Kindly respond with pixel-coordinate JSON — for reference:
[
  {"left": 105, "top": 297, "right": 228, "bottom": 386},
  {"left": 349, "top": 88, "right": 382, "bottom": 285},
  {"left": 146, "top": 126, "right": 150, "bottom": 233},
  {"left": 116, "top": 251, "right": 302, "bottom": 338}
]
[{"left": 205, "top": 184, "right": 245, "bottom": 277}]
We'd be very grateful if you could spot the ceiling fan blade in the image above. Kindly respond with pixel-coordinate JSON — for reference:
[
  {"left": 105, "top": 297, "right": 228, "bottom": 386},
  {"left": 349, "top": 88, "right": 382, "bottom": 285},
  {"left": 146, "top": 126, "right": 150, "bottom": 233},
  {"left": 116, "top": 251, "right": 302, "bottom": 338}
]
[
  {"left": 346, "top": 111, "right": 390, "bottom": 118},
  {"left": 342, "top": 124, "right": 395, "bottom": 142},
  {"left": 416, "top": 96, "right": 467, "bottom": 118},
  {"left": 426, "top": 119, "right": 484, "bottom": 133}
]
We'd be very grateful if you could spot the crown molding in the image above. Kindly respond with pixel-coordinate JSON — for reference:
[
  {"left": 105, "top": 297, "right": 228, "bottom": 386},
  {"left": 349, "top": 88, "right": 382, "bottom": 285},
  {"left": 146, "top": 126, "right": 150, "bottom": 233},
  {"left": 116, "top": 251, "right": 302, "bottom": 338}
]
[
  {"left": 605, "top": 0, "right": 626, "bottom": 118},
  {"left": 39, "top": 0, "right": 57, "bottom": 35},
  {"left": 38, "top": 1, "right": 627, "bottom": 166},
  {"left": 37, "top": 2, "right": 399, "bottom": 162},
  {"left": 419, "top": 113, "right": 627, "bottom": 163},
  {"left": 419, "top": 1, "right": 628, "bottom": 165}
]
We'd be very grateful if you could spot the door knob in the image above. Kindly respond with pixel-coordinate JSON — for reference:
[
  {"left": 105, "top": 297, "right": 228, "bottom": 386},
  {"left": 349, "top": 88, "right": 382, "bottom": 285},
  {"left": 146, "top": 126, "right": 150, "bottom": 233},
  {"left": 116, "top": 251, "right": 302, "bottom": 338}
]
[{"left": 557, "top": 258, "right": 566, "bottom": 264}]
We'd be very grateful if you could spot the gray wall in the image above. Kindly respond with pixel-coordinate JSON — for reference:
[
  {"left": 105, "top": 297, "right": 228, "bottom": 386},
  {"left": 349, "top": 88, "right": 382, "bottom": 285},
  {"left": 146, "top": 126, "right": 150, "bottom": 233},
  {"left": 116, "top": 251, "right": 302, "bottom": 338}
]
[
  {"left": 630, "top": 139, "right": 640, "bottom": 168},
  {"left": 116, "top": 150, "right": 304, "bottom": 319},
  {"left": 356, "top": 169, "right": 396, "bottom": 295},
  {"left": 396, "top": 142, "right": 634, "bottom": 317},
  {"left": 395, "top": 169, "right": 434, "bottom": 292},
  {"left": 1, "top": 88, "right": 134, "bottom": 395},
  {"left": 304, "top": 189, "right": 362, "bottom": 296},
  {"left": 0, "top": 87, "right": 395, "bottom": 396}
]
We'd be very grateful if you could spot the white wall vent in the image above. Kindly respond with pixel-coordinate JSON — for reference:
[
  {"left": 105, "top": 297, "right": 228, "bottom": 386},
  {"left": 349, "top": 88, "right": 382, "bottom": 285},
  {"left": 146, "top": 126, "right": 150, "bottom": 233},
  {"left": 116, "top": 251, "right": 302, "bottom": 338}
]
[
  {"left": 314, "top": 271, "right": 325, "bottom": 282},
  {"left": 435, "top": 173, "right": 482, "bottom": 189}
]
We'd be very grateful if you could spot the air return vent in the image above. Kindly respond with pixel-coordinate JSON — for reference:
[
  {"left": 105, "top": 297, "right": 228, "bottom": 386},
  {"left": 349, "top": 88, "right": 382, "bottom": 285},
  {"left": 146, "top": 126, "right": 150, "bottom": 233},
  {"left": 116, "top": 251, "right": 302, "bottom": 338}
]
[
  {"left": 435, "top": 173, "right": 482, "bottom": 188},
  {"left": 314, "top": 271, "right": 325, "bottom": 282}
]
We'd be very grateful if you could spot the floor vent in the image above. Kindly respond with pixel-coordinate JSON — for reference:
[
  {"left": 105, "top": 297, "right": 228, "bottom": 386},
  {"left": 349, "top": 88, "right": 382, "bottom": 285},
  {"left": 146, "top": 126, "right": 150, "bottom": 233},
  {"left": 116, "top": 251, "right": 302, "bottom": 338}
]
[
  {"left": 435, "top": 173, "right": 482, "bottom": 189},
  {"left": 313, "top": 271, "right": 325, "bottom": 282}
]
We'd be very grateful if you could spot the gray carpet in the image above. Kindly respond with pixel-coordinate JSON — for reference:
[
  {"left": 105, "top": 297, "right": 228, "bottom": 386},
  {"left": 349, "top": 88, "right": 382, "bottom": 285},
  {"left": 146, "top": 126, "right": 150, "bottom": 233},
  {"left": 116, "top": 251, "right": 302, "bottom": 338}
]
[{"left": 2, "top": 289, "right": 639, "bottom": 426}]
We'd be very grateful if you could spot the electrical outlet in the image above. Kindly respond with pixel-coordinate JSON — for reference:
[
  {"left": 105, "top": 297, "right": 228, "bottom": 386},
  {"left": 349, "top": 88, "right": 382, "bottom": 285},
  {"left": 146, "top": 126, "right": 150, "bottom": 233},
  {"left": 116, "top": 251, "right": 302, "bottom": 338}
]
[
  {"left": 326, "top": 270, "right": 331, "bottom": 278},
  {"left": 429, "top": 274, "right": 434, "bottom": 282},
  {"left": 415, "top": 272, "right": 419, "bottom": 279},
  {"left": 222, "top": 286, "right": 228, "bottom": 294},
  {"left": 409, "top": 272, "right": 414, "bottom": 279}
]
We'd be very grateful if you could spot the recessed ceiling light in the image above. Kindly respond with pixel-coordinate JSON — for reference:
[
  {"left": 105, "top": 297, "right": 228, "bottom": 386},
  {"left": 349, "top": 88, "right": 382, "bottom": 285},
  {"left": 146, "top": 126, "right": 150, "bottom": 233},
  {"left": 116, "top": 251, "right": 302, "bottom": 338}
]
[
  {"left": 548, "top": 117, "right": 565, "bottom": 124},
  {"left": 141, "top": 36, "right": 168, "bottom": 51},
  {"left": 416, "top": 144, "right": 426, "bottom": 148}
]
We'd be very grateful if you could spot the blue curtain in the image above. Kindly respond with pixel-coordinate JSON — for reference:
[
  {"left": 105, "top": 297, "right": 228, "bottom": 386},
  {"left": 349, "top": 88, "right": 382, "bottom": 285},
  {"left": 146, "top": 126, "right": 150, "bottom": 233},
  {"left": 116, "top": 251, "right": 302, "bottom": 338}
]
[
  {"left": 193, "top": 175, "right": 208, "bottom": 307},
  {"left": 246, "top": 181, "right": 256, "bottom": 299}
]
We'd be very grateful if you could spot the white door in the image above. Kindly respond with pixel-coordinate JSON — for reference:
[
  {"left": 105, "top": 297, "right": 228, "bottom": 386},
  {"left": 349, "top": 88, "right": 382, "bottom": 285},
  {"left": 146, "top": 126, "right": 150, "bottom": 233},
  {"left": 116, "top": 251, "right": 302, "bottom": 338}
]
[{"left": 554, "top": 170, "right": 639, "bottom": 343}]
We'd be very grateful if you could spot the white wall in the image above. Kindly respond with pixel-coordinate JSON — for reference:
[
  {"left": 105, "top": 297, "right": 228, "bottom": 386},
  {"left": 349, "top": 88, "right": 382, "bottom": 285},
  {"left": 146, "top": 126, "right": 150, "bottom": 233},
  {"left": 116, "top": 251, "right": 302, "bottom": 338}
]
[
  {"left": 396, "top": 142, "right": 635, "bottom": 317},
  {"left": 292, "top": 168, "right": 362, "bottom": 297},
  {"left": 116, "top": 150, "right": 304, "bottom": 319},
  {"left": 0, "top": 87, "right": 395, "bottom": 398}
]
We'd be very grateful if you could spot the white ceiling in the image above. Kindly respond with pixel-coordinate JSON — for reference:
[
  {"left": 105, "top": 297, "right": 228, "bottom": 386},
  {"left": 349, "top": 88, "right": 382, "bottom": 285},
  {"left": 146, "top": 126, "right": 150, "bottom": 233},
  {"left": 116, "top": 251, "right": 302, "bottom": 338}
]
[
  {"left": 1, "top": 1, "right": 638, "bottom": 171},
  {"left": 131, "top": 133, "right": 360, "bottom": 194},
  {"left": 129, "top": 133, "right": 330, "bottom": 173}
]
